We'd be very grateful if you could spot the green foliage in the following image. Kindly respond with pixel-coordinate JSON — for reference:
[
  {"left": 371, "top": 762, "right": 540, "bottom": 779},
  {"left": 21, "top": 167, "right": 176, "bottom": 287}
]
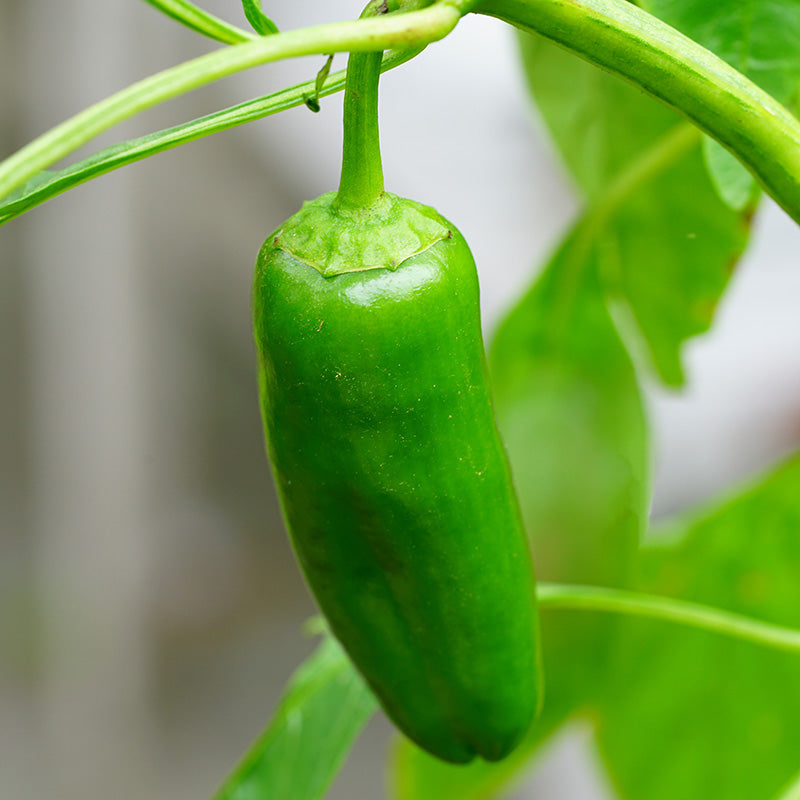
[
  {"left": 519, "top": 33, "right": 751, "bottom": 385},
  {"left": 212, "top": 634, "right": 375, "bottom": 800},
  {"left": 640, "top": 0, "right": 800, "bottom": 210},
  {"left": 597, "top": 456, "right": 800, "bottom": 800},
  {"left": 702, "top": 139, "right": 759, "bottom": 211},
  {"left": 641, "top": 0, "right": 800, "bottom": 104}
]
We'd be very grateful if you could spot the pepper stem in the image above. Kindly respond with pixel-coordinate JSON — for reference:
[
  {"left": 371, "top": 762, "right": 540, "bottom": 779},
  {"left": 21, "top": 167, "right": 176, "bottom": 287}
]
[{"left": 335, "top": 3, "right": 386, "bottom": 211}]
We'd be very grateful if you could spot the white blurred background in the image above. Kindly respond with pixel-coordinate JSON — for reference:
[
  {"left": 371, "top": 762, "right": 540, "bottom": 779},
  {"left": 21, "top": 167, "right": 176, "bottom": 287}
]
[{"left": 0, "top": 2, "right": 798, "bottom": 799}]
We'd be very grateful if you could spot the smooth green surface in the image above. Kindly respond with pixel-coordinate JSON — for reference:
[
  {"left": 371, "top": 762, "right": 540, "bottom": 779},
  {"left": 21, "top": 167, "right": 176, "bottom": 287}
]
[
  {"left": 253, "top": 200, "right": 541, "bottom": 764},
  {"left": 597, "top": 455, "right": 800, "bottom": 800},
  {"left": 776, "top": 769, "right": 800, "bottom": 800},
  {"left": 213, "top": 634, "right": 376, "bottom": 800},
  {"left": 517, "top": 32, "right": 750, "bottom": 385}
]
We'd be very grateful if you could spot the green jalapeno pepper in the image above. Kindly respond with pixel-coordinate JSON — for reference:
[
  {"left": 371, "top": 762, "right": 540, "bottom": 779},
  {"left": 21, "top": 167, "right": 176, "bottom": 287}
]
[{"left": 251, "top": 12, "right": 541, "bottom": 762}]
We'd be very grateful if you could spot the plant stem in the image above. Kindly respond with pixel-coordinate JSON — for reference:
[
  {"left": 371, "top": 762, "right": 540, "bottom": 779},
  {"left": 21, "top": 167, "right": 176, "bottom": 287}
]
[
  {"left": 538, "top": 583, "right": 800, "bottom": 654},
  {"left": 336, "top": 3, "right": 386, "bottom": 210},
  {"left": 336, "top": 49, "right": 385, "bottom": 209},
  {"left": 478, "top": 0, "right": 800, "bottom": 226},
  {"left": 0, "top": 48, "right": 423, "bottom": 226},
  {"left": 0, "top": 4, "right": 461, "bottom": 202}
]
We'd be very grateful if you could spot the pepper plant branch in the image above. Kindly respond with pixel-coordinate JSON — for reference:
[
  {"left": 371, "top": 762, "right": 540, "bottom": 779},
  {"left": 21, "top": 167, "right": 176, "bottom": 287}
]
[
  {"left": 0, "top": 48, "right": 423, "bottom": 226},
  {"left": 478, "top": 0, "right": 800, "bottom": 226},
  {"left": 538, "top": 583, "right": 800, "bottom": 655},
  {"left": 4, "top": 0, "right": 799, "bottom": 221},
  {"left": 336, "top": 2, "right": 386, "bottom": 210},
  {"left": 0, "top": 4, "right": 461, "bottom": 202}
]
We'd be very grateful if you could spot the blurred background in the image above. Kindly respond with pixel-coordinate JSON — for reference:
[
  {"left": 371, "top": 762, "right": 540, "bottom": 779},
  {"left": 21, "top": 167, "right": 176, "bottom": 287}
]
[{"left": 1, "top": 2, "right": 799, "bottom": 799}]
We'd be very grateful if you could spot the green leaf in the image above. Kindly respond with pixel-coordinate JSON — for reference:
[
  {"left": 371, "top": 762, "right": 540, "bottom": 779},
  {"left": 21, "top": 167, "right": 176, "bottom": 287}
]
[
  {"left": 702, "top": 137, "right": 759, "bottom": 211},
  {"left": 640, "top": 0, "right": 800, "bottom": 206},
  {"left": 596, "top": 455, "right": 800, "bottom": 800},
  {"left": 242, "top": 0, "right": 279, "bottom": 36},
  {"left": 600, "top": 131, "right": 751, "bottom": 385},
  {"left": 392, "top": 219, "right": 649, "bottom": 799},
  {"left": 141, "top": 0, "right": 254, "bottom": 44},
  {"left": 213, "top": 634, "right": 376, "bottom": 800},
  {"left": 519, "top": 33, "right": 751, "bottom": 385}
]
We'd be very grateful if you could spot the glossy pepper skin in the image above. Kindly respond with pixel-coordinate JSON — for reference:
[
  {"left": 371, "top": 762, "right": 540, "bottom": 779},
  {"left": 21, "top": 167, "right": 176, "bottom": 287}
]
[{"left": 252, "top": 196, "right": 541, "bottom": 764}]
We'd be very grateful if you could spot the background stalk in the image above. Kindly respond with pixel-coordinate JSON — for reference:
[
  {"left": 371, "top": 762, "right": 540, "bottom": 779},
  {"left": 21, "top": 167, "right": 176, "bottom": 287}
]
[{"left": 335, "top": 40, "right": 385, "bottom": 209}]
